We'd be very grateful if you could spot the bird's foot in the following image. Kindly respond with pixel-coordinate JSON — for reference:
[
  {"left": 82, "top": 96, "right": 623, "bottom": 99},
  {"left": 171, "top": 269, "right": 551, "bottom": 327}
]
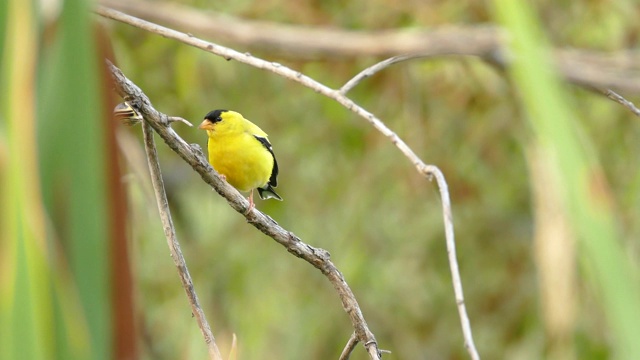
[
  {"left": 244, "top": 191, "right": 255, "bottom": 215},
  {"left": 244, "top": 199, "right": 255, "bottom": 215}
]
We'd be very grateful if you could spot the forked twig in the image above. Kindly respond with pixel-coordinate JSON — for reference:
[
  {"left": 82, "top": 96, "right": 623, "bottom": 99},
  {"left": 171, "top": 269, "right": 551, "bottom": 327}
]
[
  {"left": 99, "top": 4, "right": 640, "bottom": 359},
  {"left": 107, "top": 60, "right": 382, "bottom": 360}
]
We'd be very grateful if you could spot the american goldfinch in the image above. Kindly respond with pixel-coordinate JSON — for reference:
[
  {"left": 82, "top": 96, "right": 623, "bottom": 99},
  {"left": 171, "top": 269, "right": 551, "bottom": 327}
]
[{"left": 198, "top": 110, "right": 282, "bottom": 212}]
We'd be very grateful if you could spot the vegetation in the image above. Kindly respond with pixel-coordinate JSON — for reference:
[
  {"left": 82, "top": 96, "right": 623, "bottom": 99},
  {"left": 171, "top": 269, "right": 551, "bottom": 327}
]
[{"left": 1, "top": 0, "right": 639, "bottom": 359}]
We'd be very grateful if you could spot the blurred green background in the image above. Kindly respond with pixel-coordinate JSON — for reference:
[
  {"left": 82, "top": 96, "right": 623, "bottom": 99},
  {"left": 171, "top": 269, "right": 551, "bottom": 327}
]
[{"left": 2, "top": 0, "right": 640, "bottom": 359}]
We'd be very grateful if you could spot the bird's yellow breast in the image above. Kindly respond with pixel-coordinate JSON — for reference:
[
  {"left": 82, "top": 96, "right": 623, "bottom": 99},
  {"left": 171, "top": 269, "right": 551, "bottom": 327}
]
[{"left": 207, "top": 131, "right": 274, "bottom": 193}]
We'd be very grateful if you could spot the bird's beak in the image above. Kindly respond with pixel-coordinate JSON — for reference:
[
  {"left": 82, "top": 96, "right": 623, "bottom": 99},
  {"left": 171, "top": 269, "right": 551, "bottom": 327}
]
[{"left": 198, "top": 120, "right": 214, "bottom": 130}]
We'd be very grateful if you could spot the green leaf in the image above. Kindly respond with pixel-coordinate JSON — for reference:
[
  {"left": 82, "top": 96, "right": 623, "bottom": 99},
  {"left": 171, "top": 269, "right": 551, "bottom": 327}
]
[
  {"left": 37, "top": 0, "right": 112, "bottom": 357},
  {"left": 493, "top": 1, "right": 640, "bottom": 358}
]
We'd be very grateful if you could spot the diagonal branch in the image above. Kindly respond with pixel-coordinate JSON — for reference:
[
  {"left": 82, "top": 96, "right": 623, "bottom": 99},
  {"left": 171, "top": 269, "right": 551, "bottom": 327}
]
[{"left": 107, "top": 60, "right": 382, "bottom": 360}]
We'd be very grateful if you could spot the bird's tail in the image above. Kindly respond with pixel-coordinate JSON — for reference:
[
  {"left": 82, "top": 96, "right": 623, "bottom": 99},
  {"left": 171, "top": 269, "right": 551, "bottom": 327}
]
[{"left": 257, "top": 184, "right": 283, "bottom": 201}]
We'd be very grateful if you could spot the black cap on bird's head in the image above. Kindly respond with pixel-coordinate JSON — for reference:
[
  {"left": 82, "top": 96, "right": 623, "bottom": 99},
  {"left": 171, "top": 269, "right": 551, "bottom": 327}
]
[
  {"left": 204, "top": 109, "right": 228, "bottom": 122},
  {"left": 199, "top": 109, "right": 228, "bottom": 130}
]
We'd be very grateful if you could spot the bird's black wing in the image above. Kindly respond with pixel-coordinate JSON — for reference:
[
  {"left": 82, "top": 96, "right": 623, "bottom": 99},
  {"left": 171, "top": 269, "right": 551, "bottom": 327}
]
[{"left": 253, "top": 135, "right": 279, "bottom": 187}]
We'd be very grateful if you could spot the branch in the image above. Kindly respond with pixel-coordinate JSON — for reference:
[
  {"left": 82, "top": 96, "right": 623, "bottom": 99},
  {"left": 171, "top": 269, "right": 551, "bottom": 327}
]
[
  {"left": 106, "top": 60, "right": 382, "bottom": 360},
  {"left": 339, "top": 54, "right": 465, "bottom": 95},
  {"left": 430, "top": 167, "right": 478, "bottom": 360},
  {"left": 99, "top": 0, "right": 500, "bottom": 59},
  {"left": 98, "top": 0, "right": 640, "bottom": 94},
  {"left": 99, "top": 7, "right": 480, "bottom": 359},
  {"left": 601, "top": 89, "right": 640, "bottom": 118},
  {"left": 139, "top": 107, "right": 222, "bottom": 359},
  {"left": 337, "top": 48, "right": 640, "bottom": 125},
  {"left": 339, "top": 332, "right": 359, "bottom": 360},
  {"left": 97, "top": 3, "right": 640, "bottom": 358},
  {"left": 114, "top": 101, "right": 192, "bottom": 126}
]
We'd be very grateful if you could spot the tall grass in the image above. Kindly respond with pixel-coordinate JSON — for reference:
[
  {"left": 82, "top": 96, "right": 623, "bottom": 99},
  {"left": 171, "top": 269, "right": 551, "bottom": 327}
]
[
  {"left": 1, "top": 0, "right": 112, "bottom": 358},
  {"left": 494, "top": 0, "right": 640, "bottom": 358}
]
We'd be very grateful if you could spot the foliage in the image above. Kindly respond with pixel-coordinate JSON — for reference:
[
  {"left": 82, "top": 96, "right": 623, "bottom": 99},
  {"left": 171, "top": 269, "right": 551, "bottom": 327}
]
[
  {"left": 1, "top": 0, "right": 111, "bottom": 358},
  {"left": 1, "top": 0, "right": 639, "bottom": 359}
]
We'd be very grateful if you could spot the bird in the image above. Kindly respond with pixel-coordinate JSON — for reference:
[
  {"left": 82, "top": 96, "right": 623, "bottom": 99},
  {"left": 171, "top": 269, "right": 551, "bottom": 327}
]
[{"left": 198, "top": 109, "right": 282, "bottom": 212}]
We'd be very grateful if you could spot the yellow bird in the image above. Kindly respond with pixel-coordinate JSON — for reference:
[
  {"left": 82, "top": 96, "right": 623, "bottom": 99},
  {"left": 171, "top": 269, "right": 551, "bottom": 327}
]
[{"left": 198, "top": 109, "right": 282, "bottom": 212}]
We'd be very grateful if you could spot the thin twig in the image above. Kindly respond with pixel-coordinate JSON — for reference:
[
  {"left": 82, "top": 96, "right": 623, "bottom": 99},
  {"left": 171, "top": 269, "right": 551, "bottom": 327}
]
[
  {"left": 140, "top": 116, "right": 222, "bottom": 359},
  {"left": 340, "top": 53, "right": 486, "bottom": 95},
  {"left": 107, "top": 60, "right": 382, "bottom": 360},
  {"left": 340, "top": 54, "right": 423, "bottom": 95},
  {"left": 114, "top": 101, "right": 193, "bottom": 126},
  {"left": 339, "top": 332, "right": 359, "bottom": 360},
  {"left": 167, "top": 116, "right": 193, "bottom": 126},
  {"left": 99, "top": 7, "right": 480, "bottom": 359},
  {"left": 425, "top": 166, "right": 479, "bottom": 360},
  {"left": 602, "top": 89, "right": 640, "bottom": 118}
]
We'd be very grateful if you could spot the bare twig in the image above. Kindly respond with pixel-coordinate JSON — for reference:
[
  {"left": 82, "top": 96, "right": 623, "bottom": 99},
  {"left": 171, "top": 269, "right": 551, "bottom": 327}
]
[
  {"left": 602, "top": 89, "right": 640, "bottom": 118},
  {"left": 140, "top": 113, "right": 222, "bottom": 359},
  {"left": 340, "top": 54, "right": 424, "bottom": 95},
  {"left": 340, "top": 53, "right": 487, "bottom": 95},
  {"left": 339, "top": 332, "right": 359, "bottom": 360},
  {"left": 167, "top": 116, "right": 193, "bottom": 126},
  {"left": 107, "top": 60, "right": 382, "bottom": 360},
  {"left": 114, "top": 101, "right": 192, "bottom": 126},
  {"left": 99, "top": 7, "right": 480, "bottom": 359},
  {"left": 98, "top": 0, "right": 640, "bottom": 94},
  {"left": 426, "top": 166, "right": 479, "bottom": 360}
]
